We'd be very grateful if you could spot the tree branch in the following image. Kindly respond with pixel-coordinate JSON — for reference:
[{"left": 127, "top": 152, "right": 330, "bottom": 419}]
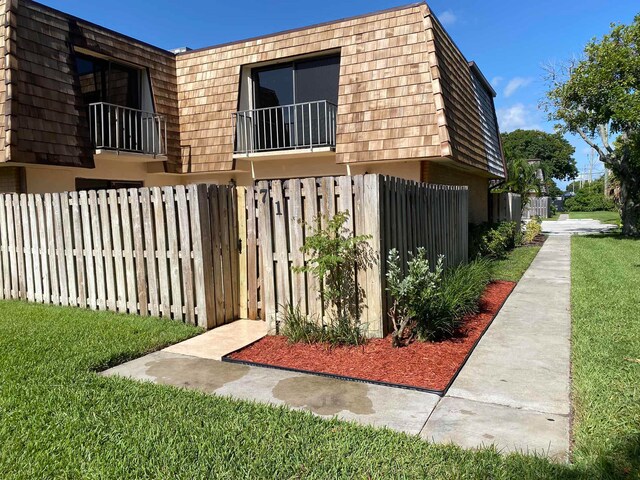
[
  {"left": 597, "top": 124, "right": 614, "bottom": 154},
  {"left": 576, "top": 128, "right": 606, "bottom": 158}
]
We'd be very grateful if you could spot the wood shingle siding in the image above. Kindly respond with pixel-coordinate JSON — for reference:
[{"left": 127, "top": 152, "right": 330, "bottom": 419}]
[
  {"left": 3, "top": 0, "right": 181, "bottom": 170},
  {"left": 176, "top": 5, "right": 443, "bottom": 173}
]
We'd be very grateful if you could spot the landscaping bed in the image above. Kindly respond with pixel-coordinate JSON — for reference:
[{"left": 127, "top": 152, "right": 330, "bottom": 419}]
[{"left": 226, "top": 280, "right": 515, "bottom": 394}]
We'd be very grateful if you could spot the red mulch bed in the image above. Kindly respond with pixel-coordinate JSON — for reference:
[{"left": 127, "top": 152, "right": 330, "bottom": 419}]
[{"left": 228, "top": 281, "right": 515, "bottom": 392}]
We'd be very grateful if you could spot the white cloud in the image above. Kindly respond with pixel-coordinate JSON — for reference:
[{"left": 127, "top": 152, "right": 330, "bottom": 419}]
[
  {"left": 491, "top": 76, "right": 503, "bottom": 88},
  {"left": 438, "top": 10, "right": 457, "bottom": 27},
  {"left": 504, "top": 77, "right": 533, "bottom": 98},
  {"left": 496, "top": 104, "right": 541, "bottom": 132}
]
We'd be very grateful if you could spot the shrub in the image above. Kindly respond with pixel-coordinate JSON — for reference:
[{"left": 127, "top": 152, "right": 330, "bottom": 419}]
[
  {"left": 386, "top": 251, "right": 493, "bottom": 345},
  {"left": 564, "top": 181, "right": 616, "bottom": 212},
  {"left": 290, "top": 211, "right": 373, "bottom": 346},
  {"left": 469, "top": 221, "right": 522, "bottom": 259},
  {"left": 416, "top": 258, "right": 494, "bottom": 341},
  {"left": 523, "top": 218, "right": 542, "bottom": 244},
  {"left": 386, "top": 248, "right": 443, "bottom": 347}
]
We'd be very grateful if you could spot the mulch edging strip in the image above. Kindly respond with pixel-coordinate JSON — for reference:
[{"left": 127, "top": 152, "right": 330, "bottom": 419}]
[{"left": 223, "top": 281, "right": 516, "bottom": 397}]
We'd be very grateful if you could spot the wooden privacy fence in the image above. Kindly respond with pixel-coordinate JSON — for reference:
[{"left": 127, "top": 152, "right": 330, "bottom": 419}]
[
  {"left": 523, "top": 196, "right": 551, "bottom": 219},
  {"left": 242, "top": 174, "right": 468, "bottom": 337},
  {"left": 490, "top": 192, "right": 522, "bottom": 224},
  {"left": 0, "top": 184, "right": 238, "bottom": 329}
]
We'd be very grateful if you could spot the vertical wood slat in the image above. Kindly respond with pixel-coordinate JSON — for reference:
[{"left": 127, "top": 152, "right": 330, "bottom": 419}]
[
  {"left": 288, "top": 179, "right": 306, "bottom": 315},
  {"left": 60, "top": 194, "right": 77, "bottom": 307},
  {"left": 301, "top": 178, "right": 321, "bottom": 320},
  {"left": 163, "top": 187, "right": 182, "bottom": 320},
  {"left": 13, "top": 194, "right": 26, "bottom": 299},
  {"left": 107, "top": 190, "right": 124, "bottom": 312},
  {"left": 236, "top": 187, "right": 248, "bottom": 319},
  {"left": 129, "top": 188, "right": 149, "bottom": 317},
  {"left": 26, "top": 195, "right": 41, "bottom": 302},
  {"left": 36, "top": 194, "right": 55, "bottom": 305},
  {"left": 98, "top": 191, "right": 116, "bottom": 311},
  {"left": 229, "top": 187, "right": 241, "bottom": 322},
  {"left": 208, "top": 185, "right": 224, "bottom": 327},
  {"left": 175, "top": 186, "right": 194, "bottom": 324},
  {"left": 119, "top": 189, "right": 137, "bottom": 313},
  {"left": 256, "top": 180, "right": 276, "bottom": 331},
  {"left": 151, "top": 187, "right": 170, "bottom": 317},
  {"left": 140, "top": 188, "right": 159, "bottom": 317},
  {"left": 0, "top": 195, "right": 9, "bottom": 299},
  {"left": 70, "top": 192, "right": 86, "bottom": 308},
  {"left": 52, "top": 194, "right": 68, "bottom": 306},
  {"left": 218, "top": 186, "right": 234, "bottom": 324},
  {"left": 271, "top": 180, "right": 291, "bottom": 319},
  {"left": 79, "top": 191, "right": 96, "bottom": 309},
  {"left": 6, "top": 195, "right": 17, "bottom": 299},
  {"left": 88, "top": 191, "right": 105, "bottom": 310},
  {"left": 245, "top": 186, "right": 258, "bottom": 320}
]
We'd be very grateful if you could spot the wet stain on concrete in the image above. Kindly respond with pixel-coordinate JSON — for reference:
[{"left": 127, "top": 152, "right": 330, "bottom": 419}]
[
  {"left": 272, "top": 376, "right": 374, "bottom": 416},
  {"left": 146, "top": 357, "right": 250, "bottom": 393}
]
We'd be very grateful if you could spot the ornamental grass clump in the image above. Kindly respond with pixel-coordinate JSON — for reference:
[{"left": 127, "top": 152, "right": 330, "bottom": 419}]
[{"left": 386, "top": 250, "right": 493, "bottom": 346}]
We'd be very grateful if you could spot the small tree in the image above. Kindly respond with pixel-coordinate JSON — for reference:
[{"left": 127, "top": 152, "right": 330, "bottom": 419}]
[
  {"left": 494, "top": 157, "right": 542, "bottom": 213},
  {"left": 296, "top": 211, "right": 373, "bottom": 344},
  {"left": 544, "top": 15, "right": 640, "bottom": 236}
]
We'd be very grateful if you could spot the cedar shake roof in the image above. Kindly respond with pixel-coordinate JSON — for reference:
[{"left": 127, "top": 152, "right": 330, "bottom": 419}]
[{"left": 0, "top": 0, "right": 506, "bottom": 178}]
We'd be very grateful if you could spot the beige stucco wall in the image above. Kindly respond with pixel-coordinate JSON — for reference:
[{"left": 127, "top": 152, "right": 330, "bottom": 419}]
[
  {"left": 422, "top": 160, "right": 489, "bottom": 224},
  {"left": 21, "top": 154, "right": 423, "bottom": 193}
]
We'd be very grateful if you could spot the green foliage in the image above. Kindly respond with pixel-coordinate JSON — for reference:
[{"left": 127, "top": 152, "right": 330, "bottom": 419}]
[
  {"left": 281, "top": 304, "right": 366, "bottom": 347},
  {"left": 386, "top": 248, "right": 443, "bottom": 346},
  {"left": 564, "top": 179, "right": 616, "bottom": 212},
  {"left": 522, "top": 218, "right": 542, "bottom": 244},
  {"left": 292, "top": 211, "right": 373, "bottom": 345},
  {"left": 386, "top": 252, "right": 493, "bottom": 343},
  {"left": 494, "top": 157, "right": 542, "bottom": 202},
  {"left": 469, "top": 221, "right": 522, "bottom": 259},
  {"left": 545, "top": 14, "right": 640, "bottom": 235},
  {"left": 501, "top": 129, "right": 578, "bottom": 181}
]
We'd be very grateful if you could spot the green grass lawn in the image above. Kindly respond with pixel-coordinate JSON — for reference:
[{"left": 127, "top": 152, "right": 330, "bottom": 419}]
[
  {"left": 491, "top": 245, "right": 541, "bottom": 282},
  {"left": 0, "top": 234, "right": 636, "bottom": 478},
  {"left": 569, "top": 210, "right": 621, "bottom": 225},
  {"left": 571, "top": 235, "right": 640, "bottom": 478}
]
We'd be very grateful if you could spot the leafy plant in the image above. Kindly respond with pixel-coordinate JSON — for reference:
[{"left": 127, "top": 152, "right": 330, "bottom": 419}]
[
  {"left": 416, "top": 258, "right": 493, "bottom": 341},
  {"left": 469, "top": 221, "right": 522, "bottom": 259},
  {"left": 386, "top": 251, "right": 493, "bottom": 346},
  {"left": 564, "top": 178, "right": 616, "bottom": 212},
  {"left": 292, "top": 211, "right": 374, "bottom": 346},
  {"left": 386, "top": 248, "right": 443, "bottom": 347},
  {"left": 522, "top": 218, "right": 542, "bottom": 244},
  {"left": 281, "top": 304, "right": 323, "bottom": 344}
]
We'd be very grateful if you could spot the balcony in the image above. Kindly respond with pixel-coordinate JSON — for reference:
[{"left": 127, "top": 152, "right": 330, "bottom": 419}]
[
  {"left": 88, "top": 102, "right": 167, "bottom": 159},
  {"left": 233, "top": 100, "right": 337, "bottom": 157}
]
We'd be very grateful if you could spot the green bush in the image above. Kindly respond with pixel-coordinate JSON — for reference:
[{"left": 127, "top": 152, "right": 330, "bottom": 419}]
[
  {"left": 288, "top": 211, "right": 373, "bottom": 346},
  {"left": 523, "top": 218, "right": 542, "bottom": 244},
  {"left": 469, "top": 221, "right": 522, "bottom": 259},
  {"left": 564, "top": 182, "right": 616, "bottom": 212},
  {"left": 386, "top": 251, "right": 493, "bottom": 344}
]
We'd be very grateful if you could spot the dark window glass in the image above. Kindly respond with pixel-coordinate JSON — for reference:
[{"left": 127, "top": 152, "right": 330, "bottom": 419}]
[
  {"left": 253, "top": 63, "right": 294, "bottom": 108},
  {"left": 294, "top": 55, "right": 340, "bottom": 104},
  {"left": 74, "top": 54, "right": 141, "bottom": 109},
  {"left": 75, "top": 178, "right": 143, "bottom": 192}
]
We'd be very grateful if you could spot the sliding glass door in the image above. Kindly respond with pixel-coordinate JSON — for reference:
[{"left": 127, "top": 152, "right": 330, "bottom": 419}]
[{"left": 250, "top": 54, "right": 339, "bottom": 151}]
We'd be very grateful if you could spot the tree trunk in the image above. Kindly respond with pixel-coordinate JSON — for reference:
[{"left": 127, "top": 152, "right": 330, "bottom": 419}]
[{"left": 619, "top": 179, "right": 640, "bottom": 236}]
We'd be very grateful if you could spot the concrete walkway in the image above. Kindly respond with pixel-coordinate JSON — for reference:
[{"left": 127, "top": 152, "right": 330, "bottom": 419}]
[
  {"left": 103, "top": 231, "right": 575, "bottom": 461},
  {"left": 542, "top": 214, "right": 618, "bottom": 236},
  {"left": 420, "top": 235, "right": 571, "bottom": 461}
]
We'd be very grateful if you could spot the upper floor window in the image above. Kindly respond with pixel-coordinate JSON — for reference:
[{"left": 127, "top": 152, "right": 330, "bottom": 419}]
[
  {"left": 75, "top": 54, "right": 142, "bottom": 109},
  {"left": 251, "top": 54, "right": 340, "bottom": 109}
]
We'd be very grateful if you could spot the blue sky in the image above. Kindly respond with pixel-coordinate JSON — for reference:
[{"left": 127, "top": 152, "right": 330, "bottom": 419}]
[{"left": 46, "top": 0, "right": 638, "bottom": 187}]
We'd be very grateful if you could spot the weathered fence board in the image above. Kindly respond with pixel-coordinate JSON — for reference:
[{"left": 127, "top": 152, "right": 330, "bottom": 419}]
[
  {"left": 523, "top": 196, "right": 551, "bottom": 219},
  {"left": 490, "top": 192, "right": 522, "bottom": 224},
  {"left": 0, "top": 185, "right": 238, "bottom": 328},
  {"left": 244, "top": 174, "right": 468, "bottom": 337}
]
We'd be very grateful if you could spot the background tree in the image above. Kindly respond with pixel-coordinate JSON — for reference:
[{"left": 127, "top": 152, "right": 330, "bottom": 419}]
[
  {"left": 501, "top": 129, "right": 578, "bottom": 182},
  {"left": 544, "top": 15, "right": 640, "bottom": 236},
  {"left": 493, "top": 157, "right": 542, "bottom": 212}
]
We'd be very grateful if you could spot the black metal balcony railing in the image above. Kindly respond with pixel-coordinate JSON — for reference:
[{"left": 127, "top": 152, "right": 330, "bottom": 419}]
[
  {"left": 89, "top": 102, "right": 167, "bottom": 156},
  {"left": 233, "top": 100, "right": 337, "bottom": 155}
]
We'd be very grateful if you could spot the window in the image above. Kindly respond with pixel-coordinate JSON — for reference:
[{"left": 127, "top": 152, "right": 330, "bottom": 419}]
[
  {"left": 251, "top": 54, "right": 340, "bottom": 108},
  {"left": 75, "top": 178, "right": 143, "bottom": 192},
  {"left": 240, "top": 54, "right": 340, "bottom": 152},
  {"left": 75, "top": 54, "right": 141, "bottom": 109}
]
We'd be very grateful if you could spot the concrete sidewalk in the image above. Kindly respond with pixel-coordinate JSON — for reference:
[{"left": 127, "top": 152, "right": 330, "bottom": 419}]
[
  {"left": 542, "top": 214, "right": 617, "bottom": 236},
  {"left": 421, "top": 235, "right": 572, "bottom": 461}
]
